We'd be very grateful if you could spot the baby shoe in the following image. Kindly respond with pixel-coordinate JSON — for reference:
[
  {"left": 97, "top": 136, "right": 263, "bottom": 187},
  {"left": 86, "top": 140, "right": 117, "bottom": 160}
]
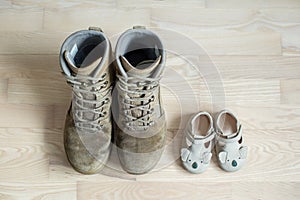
[
  {"left": 181, "top": 112, "right": 215, "bottom": 174},
  {"left": 215, "top": 110, "right": 248, "bottom": 172}
]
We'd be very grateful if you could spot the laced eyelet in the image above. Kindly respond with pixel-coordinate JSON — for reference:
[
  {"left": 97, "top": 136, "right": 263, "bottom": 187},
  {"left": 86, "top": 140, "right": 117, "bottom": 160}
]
[
  {"left": 148, "top": 108, "right": 154, "bottom": 114},
  {"left": 101, "top": 73, "right": 107, "bottom": 79},
  {"left": 150, "top": 95, "right": 155, "bottom": 102},
  {"left": 148, "top": 121, "right": 154, "bottom": 126}
]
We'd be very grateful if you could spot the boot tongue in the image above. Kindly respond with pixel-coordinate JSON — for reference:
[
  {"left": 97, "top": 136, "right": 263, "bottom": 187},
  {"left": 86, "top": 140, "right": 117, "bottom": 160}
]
[
  {"left": 120, "top": 55, "right": 161, "bottom": 78},
  {"left": 64, "top": 50, "right": 102, "bottom": 77},
  {"left": 120, "top": 55, "right": 161, "bottom": 128},
  {"left": 63, "top": 50, "right": 104, "bottom": 123}
]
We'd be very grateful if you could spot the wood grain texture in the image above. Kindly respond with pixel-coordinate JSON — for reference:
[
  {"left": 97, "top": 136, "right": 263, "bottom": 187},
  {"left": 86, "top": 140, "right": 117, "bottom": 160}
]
[
  {"left": 117, "top": 0, "right": 205, "bottom": 8},
  {"left": 0, "top": 31, "right": 66, "bottom": 54},
  {"left": 206, "top": 0, "right": 300, "bottom": 8},
  {"left": 0, "top": 79, "right": 7, "bottom": 103},
  {"left": 44, "top": 8, "right": 151, "bottom": 34},
  {"left": 281, "top": 79, "right": 300, "bottom": 104},
  {"left": 0, "top": 0, "right": 11, "bottom": 8},
  {"left": 0, "top": 128, "right": 49, "bottom": 181},
  {"left": 10, "top": 0, "right": 117, "bottom": 9},
  {"left": 77, "top": 181, "right": 300, "bottom": 200},
  {"left": 0, "top": 182, "right": 76, "bottom": 200},
  {"left": 0, "top": 8, "right": 43, "bottom": 31},
  {"left": 208, "top": 55, "right": 300, "bottom": 79},
  {"left": 8, "top": 78, "right": 70, "bottom": 105},
  {"left": 231, "top": 182, "right": 300, "bottom": 200},
  {"left": 0, "top": 104, "right": 54, "bottom": 128},
  {"left": 155, "top": 29, "right": 282, "bottom": 55},
  {"left": 77, "top": 181, "right": 232, "bottom": 200},
  {"left": 0, "top": 0, "right": 299, "bottom": 199},
  {"left": 151, "top": 7, "right": 300, "bottom": 53}
]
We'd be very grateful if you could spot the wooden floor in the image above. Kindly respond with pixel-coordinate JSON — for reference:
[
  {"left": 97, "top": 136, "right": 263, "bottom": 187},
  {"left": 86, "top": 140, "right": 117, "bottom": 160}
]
[{"left": 0, "top": 0, "right": 300, "bottom": 199}]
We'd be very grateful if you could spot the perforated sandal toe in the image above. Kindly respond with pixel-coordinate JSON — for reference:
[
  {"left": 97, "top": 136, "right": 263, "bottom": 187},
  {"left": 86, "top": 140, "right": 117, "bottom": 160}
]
[
  {"left": 181, "top": 112, "right": 215, "bottom": 174},
  {"left": 215, "top": 110, "right": 248, "bottom": 172}
]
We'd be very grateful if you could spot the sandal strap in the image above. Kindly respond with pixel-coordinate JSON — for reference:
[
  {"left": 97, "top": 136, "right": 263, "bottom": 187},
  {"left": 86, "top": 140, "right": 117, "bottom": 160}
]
[
  {"left": 216, "top": 124, "right": 243, "bottom": 143},
  {"left": 185, "top": 111, "right": 215, "bottom": 145},
  {"left": 186, "top": 128, "right": 215, "bottom": 144},
  {"left": 215, "top": 109, "right": 241, "bottom": 138}
]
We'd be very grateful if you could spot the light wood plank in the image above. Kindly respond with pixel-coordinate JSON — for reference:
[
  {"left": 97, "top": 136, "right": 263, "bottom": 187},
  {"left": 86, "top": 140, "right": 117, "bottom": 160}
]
[
  {"left": 151, "top": 8, "right": 255, "bottom": 27},
  {"left": 0, "top": 79, "right": 7, "bottom": 103},
  {"left": 233, "top": 104, "right": 300, "bottom": 130},
  {"left": 0, "top": 182, "right": 76, "bottom": 200},
  {"left": 259, "top": 8, "right": 300, "bottom": 23},
  {"left": 151, "top": 8, "right": 300, "bottom": 53},
  {"left": 77, "top": 181, "right": 232, "bottom": 200},
  {"left": 162, "top": 76, "right": 280, "bottom": 104},
  {"left": 8, "top": 78, "right": 71, "bottom": 105},
  {"left": 44, "top": 8, "right": 151, "bottom": 34},
  {"left": 117, "top": 0, "right": 205, "bottom": 8},
  {"left": 0, "top": 0, "right": 11, "bottom": 8},
  {"left": 232, "top": 182, "right": 300, "bottom": 200},
  {"left": 155, "top": 29, "right": 282, "bottom": 56},
  {"left": 0, "top": 55, "right": 61, "bottom": 80},
  {"left": 0, "top": 31, "right": 66, "bottom": 54},
  {"left": 206, "top": 0, "right": 300, "bottom": 8},
  {"left": 281, "top": 79, "right": 300, "bottom": 104},
  {"left": 282, "top": 48, "right": 300, "bottom": 56},
  {"left": 238, "top": 9, "right": 300, "bottom": 54},
  {"left": 0, "top": 128, "right": 49, "bottom": 181},
  {"left": 0, "top": 104, "right": 54, "bottom": 128},
  {"left": 208, "top": 55, "right": 300, "bottom": 79},
  {"left": 53, "top": 104, "right": 68, "bottom": 129},
  {"left": 10, "top": 0, "right": 117, "bottom": 8},
  {"left": 0, "top": 8, "right": 43, "bottom": 31},
  {"left": 78, "top": 181, "right": 300, "bottom": 200}
]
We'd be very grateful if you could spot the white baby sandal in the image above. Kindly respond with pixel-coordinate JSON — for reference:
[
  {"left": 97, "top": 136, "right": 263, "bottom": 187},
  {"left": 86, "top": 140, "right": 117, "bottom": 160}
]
[
  {"left": 215, "top": 110, "right": 248, "bottom": 172},
  {"left": 181, "top": 112, "right": 215, "bottom": 174}
]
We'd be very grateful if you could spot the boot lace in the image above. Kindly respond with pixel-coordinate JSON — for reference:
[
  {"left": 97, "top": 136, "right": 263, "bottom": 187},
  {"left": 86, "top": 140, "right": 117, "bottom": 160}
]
[
  {"left": 117, "top": 74, "right": 160, "bottom": 130},
  {"left": 65, "top": 73, "right": 111, "bottom": 131}
]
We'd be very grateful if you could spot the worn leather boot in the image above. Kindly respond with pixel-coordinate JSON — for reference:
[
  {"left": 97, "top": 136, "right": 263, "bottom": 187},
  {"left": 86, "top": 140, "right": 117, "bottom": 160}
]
[
  {"left": 113, "top": 26, "right": 166, "bottom": 174},
  {"left": 60, "top": 27, "right": 113, "bottom": 174}
]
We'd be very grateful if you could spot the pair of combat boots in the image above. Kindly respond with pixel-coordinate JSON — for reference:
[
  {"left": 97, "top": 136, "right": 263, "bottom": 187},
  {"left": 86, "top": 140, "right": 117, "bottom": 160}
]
[{"left": 59, "top": 26, "right": 166, "bottom": 175}]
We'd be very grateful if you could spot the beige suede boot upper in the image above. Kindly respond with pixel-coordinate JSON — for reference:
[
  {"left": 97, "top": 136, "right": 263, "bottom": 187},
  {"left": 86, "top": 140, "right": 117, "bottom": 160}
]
[
  {"left": 60, "top": 27, "right": 113, "bottom": 174},
  {"left": 113, "top": 27, "right": 166, "bottom": 174}
]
